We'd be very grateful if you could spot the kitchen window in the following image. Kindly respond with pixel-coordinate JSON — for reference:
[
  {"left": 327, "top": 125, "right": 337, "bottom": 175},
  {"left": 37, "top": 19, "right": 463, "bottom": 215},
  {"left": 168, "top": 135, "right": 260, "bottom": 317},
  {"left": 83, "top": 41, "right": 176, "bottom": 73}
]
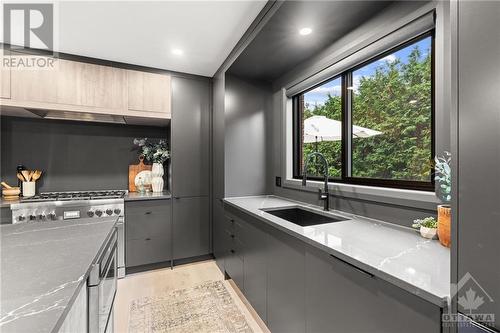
[{"left": 293, "top": 33, "right": 434, "bottom": 191}]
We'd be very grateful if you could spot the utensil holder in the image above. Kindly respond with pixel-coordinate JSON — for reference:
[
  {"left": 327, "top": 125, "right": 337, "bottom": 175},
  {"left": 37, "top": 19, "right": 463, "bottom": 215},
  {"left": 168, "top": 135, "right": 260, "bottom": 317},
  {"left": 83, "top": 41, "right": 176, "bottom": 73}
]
[{"left": 22, "top": 181, "right": 36, "bottom": 197}]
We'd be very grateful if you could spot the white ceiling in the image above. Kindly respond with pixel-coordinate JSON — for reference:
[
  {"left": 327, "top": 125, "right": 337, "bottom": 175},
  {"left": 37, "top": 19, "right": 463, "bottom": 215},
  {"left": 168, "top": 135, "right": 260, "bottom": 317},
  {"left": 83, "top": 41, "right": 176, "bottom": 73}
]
[{"left": 5, "top": 1, "right": 266, "bottom": 77}]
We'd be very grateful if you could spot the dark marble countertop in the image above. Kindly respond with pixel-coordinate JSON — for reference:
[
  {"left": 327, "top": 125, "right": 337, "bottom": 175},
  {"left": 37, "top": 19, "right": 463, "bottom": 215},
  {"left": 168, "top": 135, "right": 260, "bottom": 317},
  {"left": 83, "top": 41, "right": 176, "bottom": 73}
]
[{"left": 0, "top": 217, "right": 117, "bottom": 332}]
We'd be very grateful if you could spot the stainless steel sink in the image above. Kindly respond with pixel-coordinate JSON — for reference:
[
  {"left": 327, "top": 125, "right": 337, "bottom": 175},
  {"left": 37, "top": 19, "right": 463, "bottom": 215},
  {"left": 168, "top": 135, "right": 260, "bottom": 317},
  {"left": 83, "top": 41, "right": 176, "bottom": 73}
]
[{"left": 261, "top": 207, "right": 348, "bottom": 226}]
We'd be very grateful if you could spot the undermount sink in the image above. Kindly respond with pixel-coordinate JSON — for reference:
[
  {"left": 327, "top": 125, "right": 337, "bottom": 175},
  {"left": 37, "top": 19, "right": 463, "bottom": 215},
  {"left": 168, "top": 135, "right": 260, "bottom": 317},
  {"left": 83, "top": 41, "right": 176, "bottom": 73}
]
[{"left": 261, "top": 207, "right": 349, "bottom": 226}]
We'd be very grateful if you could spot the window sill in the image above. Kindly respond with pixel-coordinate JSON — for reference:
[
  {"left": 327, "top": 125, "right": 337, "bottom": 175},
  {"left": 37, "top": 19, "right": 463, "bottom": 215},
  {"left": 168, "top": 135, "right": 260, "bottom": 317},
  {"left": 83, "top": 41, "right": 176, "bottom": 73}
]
[{"left": 282, "top": 178, "right": 440, "bottom": 211}]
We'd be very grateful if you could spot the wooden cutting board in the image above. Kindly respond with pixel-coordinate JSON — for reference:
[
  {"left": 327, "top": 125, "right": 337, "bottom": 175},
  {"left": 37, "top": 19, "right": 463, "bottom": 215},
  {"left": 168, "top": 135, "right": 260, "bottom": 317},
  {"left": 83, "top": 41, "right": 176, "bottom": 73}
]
[{"left": 128, "top": 156, "right": 152, "bottom": 192}]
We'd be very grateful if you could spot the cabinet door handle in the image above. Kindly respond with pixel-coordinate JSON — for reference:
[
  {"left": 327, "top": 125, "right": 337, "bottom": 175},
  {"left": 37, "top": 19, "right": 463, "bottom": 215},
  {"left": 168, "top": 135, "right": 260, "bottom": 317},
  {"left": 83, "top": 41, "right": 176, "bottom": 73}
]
[
  {"left": 329, "top": 254, "right": 374, "bottom": 278},
  {"left": 145, "top": 211, "right": 152, "bottom": 215},
  {"left": 230, "top": 234, "right": 235, "bottom": 239},
  {"left": 230, "top": 249, "right": 235, "bottom": 254},
  {"left": 145, "top": 238, "right": 151, "bottom": 241}
]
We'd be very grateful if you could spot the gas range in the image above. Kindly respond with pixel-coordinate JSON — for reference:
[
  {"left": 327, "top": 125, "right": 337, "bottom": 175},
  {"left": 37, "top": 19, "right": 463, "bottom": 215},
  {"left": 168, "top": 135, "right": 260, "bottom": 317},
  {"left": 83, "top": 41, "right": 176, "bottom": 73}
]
[
  {"left": 20, "top": 190, "right": 126, "bottom": 203},
  {"left": 10, "top": 190, "right": 127, "bottom": 224}
]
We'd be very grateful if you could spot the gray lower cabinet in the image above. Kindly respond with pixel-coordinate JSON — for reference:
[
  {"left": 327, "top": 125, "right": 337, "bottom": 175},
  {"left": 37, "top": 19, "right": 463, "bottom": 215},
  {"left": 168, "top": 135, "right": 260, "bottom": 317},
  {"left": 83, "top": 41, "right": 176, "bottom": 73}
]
[
  {"left": 172, "top": 196, "right": 210, "bottom": 260},
  {"left": 305, "top": 246, "right": 441, "bottom": 333},
  {"left": 213, "top": 201, "right": 228, "bottom": 272},
  {"left": 125, "top": 199, "right": 171, "bottom": 268},
  {"left": 221, "top": 206, "right": 442, "bottom": 333},
  {"left": 239, "top": 217, "right": 268, "bottom": 323},
  {"left": 267, "top": 228, "right": 306, "bottom": 333}
]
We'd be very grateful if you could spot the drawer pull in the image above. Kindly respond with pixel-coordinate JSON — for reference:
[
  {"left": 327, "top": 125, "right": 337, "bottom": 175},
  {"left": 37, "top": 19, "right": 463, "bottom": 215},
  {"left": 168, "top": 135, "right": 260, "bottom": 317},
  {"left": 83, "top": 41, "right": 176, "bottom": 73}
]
[
  {"left": 230, "top": 234, "right": 235, "bottom": 239},
  {"left": 329, "top": 254, "right": 374, "bottom": 278},
  {"left": 145, "top": 211, "right": 152, "bottom": 215},
  {"left": 145, "top": 238, "right": 151, "bottom": 241},
  {"left": 230, "top": 249, "right": 235, "bottom": 254}
]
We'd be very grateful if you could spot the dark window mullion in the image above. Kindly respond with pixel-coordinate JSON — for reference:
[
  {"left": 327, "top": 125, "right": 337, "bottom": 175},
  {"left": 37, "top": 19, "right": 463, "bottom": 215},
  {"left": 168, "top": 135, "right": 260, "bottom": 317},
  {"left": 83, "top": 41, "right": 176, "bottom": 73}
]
[{"left": 343, "top": 72, "right": 353, "bottom": 179}]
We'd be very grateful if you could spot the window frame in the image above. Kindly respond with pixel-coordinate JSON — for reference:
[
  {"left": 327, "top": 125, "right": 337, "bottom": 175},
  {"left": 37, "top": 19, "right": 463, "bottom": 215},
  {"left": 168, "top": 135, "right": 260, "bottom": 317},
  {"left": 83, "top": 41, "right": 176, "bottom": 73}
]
[{"left": 292, "top": 31, "right": 435, "bottom": 191}]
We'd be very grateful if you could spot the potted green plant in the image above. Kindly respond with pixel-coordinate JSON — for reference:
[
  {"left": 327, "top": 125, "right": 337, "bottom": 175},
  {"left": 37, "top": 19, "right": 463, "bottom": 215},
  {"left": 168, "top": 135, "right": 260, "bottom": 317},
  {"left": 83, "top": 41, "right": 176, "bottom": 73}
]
[
  {"left": 435, "top": 151, "right": 451, "bottom": 247},
  {"left": 412, "top": 217, "right": 438, "bottom": 239},
  {"left": 134, "top": 138, "right": 170, "bottom": 193}
]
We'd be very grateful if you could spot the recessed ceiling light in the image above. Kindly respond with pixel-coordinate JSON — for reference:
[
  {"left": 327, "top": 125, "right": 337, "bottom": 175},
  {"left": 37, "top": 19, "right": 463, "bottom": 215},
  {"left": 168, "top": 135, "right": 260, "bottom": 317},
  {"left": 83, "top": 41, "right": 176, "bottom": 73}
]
[
  {"left": 171, "top": 48, "right": 183, "bottom": 56},
  {"left": 299, "top": 27, "right": 312, "bottom": 36}
]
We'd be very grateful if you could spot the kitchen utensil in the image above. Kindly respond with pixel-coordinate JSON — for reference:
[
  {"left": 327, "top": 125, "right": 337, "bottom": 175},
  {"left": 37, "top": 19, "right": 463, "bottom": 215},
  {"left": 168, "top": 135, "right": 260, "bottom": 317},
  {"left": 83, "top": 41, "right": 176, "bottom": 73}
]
[
  {"left": 22, "top": 182, "right": 36, "bottom": 197},
  {"left": 16, "top": 165, "right": 26, "bottom": 187},
  {"left": 21, "top": 170, "right": 31, "bottom": 182},
  {"left": 2, "top": 195, "right": 20, "bottom": 201},
  {"left": 17, "top": 173, "right": 26, "bottom": 182},
  {"left": 1, "top": 181, "right": 13, "bottom": 189},
  {"left": 129, "top": 156, "right": 152, "bottom": 192},
  {"left": 32, "top": 170, "right": 42, "bottom": 181},
  {"left": 2, "top": 188, "right": 21, "bottom": 196},
  {"left": 28, "top": 171, "right": 34, "bottom": 181}
]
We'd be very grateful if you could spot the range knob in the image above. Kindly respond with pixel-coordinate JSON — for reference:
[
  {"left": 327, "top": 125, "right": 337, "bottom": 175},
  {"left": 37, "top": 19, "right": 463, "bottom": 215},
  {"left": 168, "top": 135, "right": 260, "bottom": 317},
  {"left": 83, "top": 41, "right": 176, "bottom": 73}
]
[
  {"left": 87, "top": 210, "right": 95, "bottom": 217},
  {"left": 95, "top": 210, "right": 103, "bottom": 217},
  {"left": 38, "top": 213, "right": 46, "bottom": 220},
  {"left": 47, "top": 212, "right": 57, "bottom": 220},
  {"left": 113, "top": 208, "right": 121, "bottom": 215},
  {"left": 106, "top": 209, "right": 113, "bottom": 216},
  {"left": 18, "top": 215, "right": 26, "bottom": 222},
  {"left": 29, "top": 214, "right": 36, "bottom": 221}
]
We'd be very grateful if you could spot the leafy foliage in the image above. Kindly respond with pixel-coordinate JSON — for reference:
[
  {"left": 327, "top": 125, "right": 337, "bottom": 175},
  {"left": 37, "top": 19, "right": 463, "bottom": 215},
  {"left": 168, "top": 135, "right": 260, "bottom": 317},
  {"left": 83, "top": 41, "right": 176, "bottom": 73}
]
[
  {"left": 412, "top": 216, "right": 437, "bottom": 229},
  {"left": 302, "top": 43, "right": 432, "bottom": 182},
  {"left": 435, "top": 151, "right": 451, "bottom": 202},
  {"left": 133, "top": 138, "right": 170, "bottom": 164}
]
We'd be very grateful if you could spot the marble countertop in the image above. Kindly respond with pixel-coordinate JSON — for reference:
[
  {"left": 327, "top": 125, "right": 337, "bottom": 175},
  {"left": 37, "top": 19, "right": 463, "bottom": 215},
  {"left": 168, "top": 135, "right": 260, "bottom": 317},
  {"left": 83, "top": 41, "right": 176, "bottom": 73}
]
[
  {"left": 223, "top": 195, "right": 450, "bottom": 307},
  {"left": 0, "top": 216, "right": 118, "bottom": 333},
  {"left": 0, "top": 191, "right": 171, "bottom": 208},
  {"left": 124, "top": 191, "right": 171, "bottom": 201}
]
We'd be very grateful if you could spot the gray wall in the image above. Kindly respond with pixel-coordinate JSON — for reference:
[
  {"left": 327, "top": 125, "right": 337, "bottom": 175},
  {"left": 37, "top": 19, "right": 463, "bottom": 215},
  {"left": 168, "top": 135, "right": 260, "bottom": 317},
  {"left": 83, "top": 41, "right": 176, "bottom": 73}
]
[
  {"left": 224, "top": 74, "right": 273, "bottom": 197},
  {"left": 1, "top": 116, "right": 168, "bottom": 192},
  {"left": 456, "top": 1, "right": 500, "bottom": 328}
]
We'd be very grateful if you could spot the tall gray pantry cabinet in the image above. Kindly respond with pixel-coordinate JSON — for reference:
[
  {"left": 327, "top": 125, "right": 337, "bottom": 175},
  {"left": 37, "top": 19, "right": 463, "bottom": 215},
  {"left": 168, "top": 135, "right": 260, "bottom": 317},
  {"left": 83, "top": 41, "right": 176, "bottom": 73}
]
[
  {"left": 171, "top": 76, "right": 211, "bottom": 261},
  {"left": 456, "top": 1, "right": 500, "bottom": 330}
]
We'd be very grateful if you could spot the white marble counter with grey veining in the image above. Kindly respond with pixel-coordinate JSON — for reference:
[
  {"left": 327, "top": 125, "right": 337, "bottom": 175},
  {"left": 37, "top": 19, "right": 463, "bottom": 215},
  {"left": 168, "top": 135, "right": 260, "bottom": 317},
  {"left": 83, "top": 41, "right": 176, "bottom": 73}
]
[
  {"left": 0, "top": 216, "right": 117, "bottom": 333},
  {"left": 223, "top": 195, "right": 450, "bottom": 307}
]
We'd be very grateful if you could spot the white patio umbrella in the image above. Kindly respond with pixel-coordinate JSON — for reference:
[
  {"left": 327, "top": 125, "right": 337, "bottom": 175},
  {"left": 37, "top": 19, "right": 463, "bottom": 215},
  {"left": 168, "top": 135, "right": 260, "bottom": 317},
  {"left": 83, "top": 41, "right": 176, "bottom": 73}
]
[{"left": 303, "top": 115, "right": 382, "bottom": 144}]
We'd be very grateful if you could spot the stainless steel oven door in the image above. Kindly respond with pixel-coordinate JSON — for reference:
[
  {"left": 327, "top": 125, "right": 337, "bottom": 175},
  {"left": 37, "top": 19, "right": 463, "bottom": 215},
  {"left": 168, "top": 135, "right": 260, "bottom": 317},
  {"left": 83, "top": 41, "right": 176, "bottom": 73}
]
[
  {"left": 89, "top": 229, "right": 117, "bottom": 333},
  {"left": 98, "top": 241, "right": 117, "bottom": 333}
]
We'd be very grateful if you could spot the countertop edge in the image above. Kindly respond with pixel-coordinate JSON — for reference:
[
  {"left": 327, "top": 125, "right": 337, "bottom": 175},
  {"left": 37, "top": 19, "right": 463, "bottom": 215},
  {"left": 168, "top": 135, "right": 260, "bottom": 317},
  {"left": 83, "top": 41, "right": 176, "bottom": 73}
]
[
  {"left": 124, "top": 191, "right": 171, "bottom": 202},
  {"left": 50, "top": 220, "right": 118, "bottom": 333},
  {"left": 0, "top": 191, "right": 172, "bottom": 208},
  {"left": 222, "top": 197, "right": 449, "bottom": 308}
]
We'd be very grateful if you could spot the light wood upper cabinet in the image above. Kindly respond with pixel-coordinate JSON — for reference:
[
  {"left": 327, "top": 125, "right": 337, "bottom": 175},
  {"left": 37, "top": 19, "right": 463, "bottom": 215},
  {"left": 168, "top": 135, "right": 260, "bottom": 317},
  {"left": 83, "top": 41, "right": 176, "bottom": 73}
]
[
  {"left": 3, "top": 53, "right": 170, "bottom": 122},
  {"left": 127, "top": 70, "right": 171, "bottom": 114},
  {"left": 0, "top": 51, "right": 11, "bottom": 99},
  {"left": 10, "top": 54, "right": 126, "bottom": 110}
]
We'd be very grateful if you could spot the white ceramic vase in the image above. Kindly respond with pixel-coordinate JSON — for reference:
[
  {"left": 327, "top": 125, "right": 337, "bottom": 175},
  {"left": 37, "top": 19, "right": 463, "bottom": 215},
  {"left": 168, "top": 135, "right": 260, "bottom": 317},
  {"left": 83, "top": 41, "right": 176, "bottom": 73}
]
[
  {"left": 151, "top": 163, "right": 164, "bottom": 193},
  {"left": 420, "top": 226, "right": 437, "bottom": 239}
]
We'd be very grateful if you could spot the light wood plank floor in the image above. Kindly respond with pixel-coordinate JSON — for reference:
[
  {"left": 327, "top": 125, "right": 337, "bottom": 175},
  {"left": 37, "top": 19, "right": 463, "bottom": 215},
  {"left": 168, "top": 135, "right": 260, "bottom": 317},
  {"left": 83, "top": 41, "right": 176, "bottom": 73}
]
[{"left": 114, "top": 260, "right": 269, "bottom": 333}]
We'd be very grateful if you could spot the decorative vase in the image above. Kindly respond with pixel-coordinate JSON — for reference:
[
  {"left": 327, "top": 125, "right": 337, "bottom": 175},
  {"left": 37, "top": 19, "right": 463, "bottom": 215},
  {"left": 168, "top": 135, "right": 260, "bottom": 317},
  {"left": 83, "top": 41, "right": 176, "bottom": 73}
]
[
  {"left": 420, "top": 226, "right": 437, "bottom": 239},
  {"left": 437, "top": 205, "right": 451, "bottom": 247},
  {"left": 151, "top": 162, "right": 164, "bottom": 193}
]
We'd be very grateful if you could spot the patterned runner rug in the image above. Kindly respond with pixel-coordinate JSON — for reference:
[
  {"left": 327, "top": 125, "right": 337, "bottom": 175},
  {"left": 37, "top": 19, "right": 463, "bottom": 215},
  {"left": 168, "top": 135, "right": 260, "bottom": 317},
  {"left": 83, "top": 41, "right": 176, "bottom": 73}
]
[{"left": 128, "top": 280, "right": 254, "bottom": 333}]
